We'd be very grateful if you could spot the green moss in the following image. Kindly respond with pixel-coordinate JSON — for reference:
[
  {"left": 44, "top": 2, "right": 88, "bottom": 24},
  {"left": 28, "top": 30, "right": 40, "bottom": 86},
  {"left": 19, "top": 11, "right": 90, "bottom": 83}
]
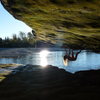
[
  {"left": 0, "top": 64, "right": 21, "bottom": 82},
  {"left": 1, "top": 0, "right": 100, "bottom": 49},
  {"left": 0, "top": 64, "right": 20, "bottom": 68}
]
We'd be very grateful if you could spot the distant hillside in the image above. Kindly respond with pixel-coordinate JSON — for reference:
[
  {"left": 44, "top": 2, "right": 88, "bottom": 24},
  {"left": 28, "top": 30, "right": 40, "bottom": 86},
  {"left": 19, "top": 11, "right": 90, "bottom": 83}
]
[{"left": 1, "top": 0, "right": 100, "bottom": 50}]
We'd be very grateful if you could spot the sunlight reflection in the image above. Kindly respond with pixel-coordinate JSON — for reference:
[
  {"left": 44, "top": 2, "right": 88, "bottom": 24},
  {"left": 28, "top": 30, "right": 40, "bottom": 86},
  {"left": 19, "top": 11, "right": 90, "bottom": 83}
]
[{"left": 39, "top": 50, "right": 50, "bottom": 67}]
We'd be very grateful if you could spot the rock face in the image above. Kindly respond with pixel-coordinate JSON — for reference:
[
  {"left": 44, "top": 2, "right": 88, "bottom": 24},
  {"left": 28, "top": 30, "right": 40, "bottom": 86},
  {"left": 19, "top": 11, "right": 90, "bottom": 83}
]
[
  {"left": 0, "top": 65, "right": 100, "bottom": 100},
  {"left": 1, "top": 0, "right": 100, "bottom": 49}
]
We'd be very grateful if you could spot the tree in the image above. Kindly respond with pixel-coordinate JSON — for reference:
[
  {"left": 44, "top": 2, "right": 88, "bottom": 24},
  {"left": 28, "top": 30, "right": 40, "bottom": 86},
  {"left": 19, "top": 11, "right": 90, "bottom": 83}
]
[
  {"left": 12, "top": 34, "right": 17, "bottom": 41},
  {"left": 0, "top": 38, "right": 2, "bottom": 43},
  {"left": 19, "top": 32, "right": 27, "bottom": 40},
  {"left": 27, "top": 32, "right": 35, "bottom": 45}
]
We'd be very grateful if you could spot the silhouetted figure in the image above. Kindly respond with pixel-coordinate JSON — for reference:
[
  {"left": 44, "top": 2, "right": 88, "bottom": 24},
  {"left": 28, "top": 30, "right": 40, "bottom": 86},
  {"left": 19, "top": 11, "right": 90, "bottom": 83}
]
[
  {"left": 64, "top": 49, "right": 81, "bottom": 61},
  {"left": 32, "top": 30, "right": 37, "bottom": 48}
]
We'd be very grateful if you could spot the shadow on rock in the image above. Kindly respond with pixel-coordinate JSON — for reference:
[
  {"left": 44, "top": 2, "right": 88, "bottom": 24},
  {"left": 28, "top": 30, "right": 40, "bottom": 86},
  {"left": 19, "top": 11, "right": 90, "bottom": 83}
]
[{"left": 0, "top": 65, "right": 100, "bottom": 100}]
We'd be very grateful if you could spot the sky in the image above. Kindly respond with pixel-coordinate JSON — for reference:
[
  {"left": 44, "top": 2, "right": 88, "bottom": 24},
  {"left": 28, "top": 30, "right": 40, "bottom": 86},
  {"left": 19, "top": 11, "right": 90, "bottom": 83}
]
[{"left": 0, "top": 2, "right": 32, "bottom": 39}]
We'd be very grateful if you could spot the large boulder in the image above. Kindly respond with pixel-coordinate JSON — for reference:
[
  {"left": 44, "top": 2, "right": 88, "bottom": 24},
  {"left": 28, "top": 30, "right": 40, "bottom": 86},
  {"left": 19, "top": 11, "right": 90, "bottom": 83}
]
[
  {"left": 0, "top": 65, "right": 100, "bottom": 100},
  {"left": 1, "top": 0, "right": 100, "bottom": 49}
]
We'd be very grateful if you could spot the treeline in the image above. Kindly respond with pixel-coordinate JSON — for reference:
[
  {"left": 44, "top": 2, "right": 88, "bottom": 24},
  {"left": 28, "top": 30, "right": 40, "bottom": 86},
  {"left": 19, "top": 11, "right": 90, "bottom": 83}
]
[{"left": 0, "top": 32, "right": 36, "bottom": 48}]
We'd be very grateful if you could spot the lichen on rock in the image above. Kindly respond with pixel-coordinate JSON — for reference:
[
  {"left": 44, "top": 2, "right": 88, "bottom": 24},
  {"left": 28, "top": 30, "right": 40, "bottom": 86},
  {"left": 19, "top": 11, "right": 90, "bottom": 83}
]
[{"left": 1, "top": 0, "right": 100, "bottom": 49}]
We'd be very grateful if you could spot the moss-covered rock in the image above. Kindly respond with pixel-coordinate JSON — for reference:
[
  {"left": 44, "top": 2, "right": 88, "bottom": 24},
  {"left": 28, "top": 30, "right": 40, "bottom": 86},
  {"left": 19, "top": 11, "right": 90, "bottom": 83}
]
[{"left": 1, "top": 0, "right": 100, "bottom": 50}]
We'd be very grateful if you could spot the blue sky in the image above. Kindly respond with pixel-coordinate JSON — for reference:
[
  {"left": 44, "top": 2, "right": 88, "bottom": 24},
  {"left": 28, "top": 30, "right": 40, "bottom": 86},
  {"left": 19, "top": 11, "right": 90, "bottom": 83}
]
[{"left": 0, "top": 2, "right": 32, "bottom": 39}]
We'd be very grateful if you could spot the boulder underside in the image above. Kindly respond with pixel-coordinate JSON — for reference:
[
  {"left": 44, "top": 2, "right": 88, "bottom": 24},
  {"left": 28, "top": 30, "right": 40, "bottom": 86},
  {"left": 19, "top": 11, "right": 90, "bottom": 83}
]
[{"left": 1, "top": 0, "right": 100, "bottom": 50}]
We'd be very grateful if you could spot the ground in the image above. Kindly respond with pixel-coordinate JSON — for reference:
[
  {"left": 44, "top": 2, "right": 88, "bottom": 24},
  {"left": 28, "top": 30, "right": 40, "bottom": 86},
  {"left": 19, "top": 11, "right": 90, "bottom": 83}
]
[{"left": 0, "top": 64, "right": 100, "bottom": 100}]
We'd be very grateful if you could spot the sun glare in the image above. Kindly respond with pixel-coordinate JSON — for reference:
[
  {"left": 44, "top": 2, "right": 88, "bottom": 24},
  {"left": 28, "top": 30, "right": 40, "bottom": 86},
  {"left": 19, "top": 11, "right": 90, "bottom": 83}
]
[{"left": 39, "top": 50, "right": 50, "bottom": 67}]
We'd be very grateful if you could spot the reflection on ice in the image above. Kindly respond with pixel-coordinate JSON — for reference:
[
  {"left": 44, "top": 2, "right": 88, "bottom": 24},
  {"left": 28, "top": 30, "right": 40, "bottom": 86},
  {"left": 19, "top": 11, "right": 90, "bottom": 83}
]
[
  {"left": 63, "top": 49, "right": 81, "bottom": 67},
  {"left": 63, "top": 59, "right": 68, "bottom": 66}
]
